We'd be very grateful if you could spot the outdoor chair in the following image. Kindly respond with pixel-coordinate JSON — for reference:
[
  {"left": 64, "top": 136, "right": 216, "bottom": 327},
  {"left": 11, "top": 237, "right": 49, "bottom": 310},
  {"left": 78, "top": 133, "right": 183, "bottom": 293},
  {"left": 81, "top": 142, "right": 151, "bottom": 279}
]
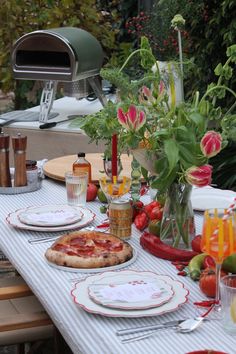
[{"left": 0, "top": 274, "right": 58, "bottom": 354}]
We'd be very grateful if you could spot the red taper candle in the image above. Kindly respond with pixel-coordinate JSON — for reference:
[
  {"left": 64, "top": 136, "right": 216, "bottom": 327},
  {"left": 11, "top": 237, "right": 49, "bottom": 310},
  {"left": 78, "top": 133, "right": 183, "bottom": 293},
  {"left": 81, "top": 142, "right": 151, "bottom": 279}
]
[{"left": 111, "top": 134, "right": 118, "bottom": 177}]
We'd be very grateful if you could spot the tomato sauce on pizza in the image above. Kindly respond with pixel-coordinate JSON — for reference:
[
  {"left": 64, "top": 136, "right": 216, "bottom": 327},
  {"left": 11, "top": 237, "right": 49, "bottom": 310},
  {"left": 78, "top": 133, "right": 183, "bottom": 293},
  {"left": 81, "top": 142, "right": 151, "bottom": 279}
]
[{"left": 45, "top": 231, "right": 133, "bottom": 269}]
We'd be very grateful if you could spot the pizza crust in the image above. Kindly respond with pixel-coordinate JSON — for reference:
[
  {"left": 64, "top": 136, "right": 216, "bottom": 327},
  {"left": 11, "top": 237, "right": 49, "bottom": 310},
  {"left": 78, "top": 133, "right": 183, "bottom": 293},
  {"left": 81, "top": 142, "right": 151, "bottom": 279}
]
[{"left": 45, "top": 230, "right": 133, "bottom": 269}]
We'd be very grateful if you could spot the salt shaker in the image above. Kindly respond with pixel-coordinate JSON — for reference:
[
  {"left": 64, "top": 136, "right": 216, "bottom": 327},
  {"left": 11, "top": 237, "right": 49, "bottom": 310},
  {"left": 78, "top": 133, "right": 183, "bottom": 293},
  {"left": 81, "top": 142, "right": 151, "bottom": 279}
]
[
  {"left": 12, "top": 133, "right": 27, "bottom": 187},
  {"left": 0, "top": 132, "right": 12, "bottom": 187}
]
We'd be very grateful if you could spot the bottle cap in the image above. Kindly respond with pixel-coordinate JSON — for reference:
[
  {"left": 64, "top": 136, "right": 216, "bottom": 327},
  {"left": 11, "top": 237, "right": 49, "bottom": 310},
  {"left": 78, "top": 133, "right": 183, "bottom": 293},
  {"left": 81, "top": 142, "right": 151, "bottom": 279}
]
[
  {"left": 77, "top": 152, "right": 85, "bottom": 157},
  {"left": 26, "top": 160, "right": 37, "bottom": 169}
]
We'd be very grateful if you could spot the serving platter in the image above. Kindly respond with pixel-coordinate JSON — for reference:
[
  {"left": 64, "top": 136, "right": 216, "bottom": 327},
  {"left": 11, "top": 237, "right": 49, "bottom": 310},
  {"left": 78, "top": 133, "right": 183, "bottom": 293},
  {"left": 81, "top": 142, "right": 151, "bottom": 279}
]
[
  {"left": 46, "top": 248, "right": 138, "bottom": 273},
  {"left": 43, "top": 153, "right": 133, "bottom": 183},
  {"left": 191, "top": 187, "right": 236, "bottom": 211},
  {"left": 71, "top": 270, "right": 189, "bottom": 317},
  {"left": 88, "top": 274, "right": 174, "bottom": 310},
  {"left": 18, "top": 204, "right": 83, "bottom": 227},
  {"left": 6, "top": 205, "right": 95, "bottom": 232}
]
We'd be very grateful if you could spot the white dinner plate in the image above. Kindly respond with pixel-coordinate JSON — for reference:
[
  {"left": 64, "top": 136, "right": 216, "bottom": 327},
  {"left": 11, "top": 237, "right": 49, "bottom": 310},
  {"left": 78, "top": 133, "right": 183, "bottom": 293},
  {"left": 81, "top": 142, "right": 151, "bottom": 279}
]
[
  {"left": 18, "top": 204, "right": 83, "bottom": 227},
  {"left": 88, "top": 274, "right": 174, "bottom": 310},
  {"left": 46, "top": 248, "right": 138, "bottom": 273},
  {"left": 191, "top": 187, "right": 236, "bottom": 211},
  {"left": 6, "top": 205, "right": 95, "bottom": 232},
  {"left": 71, "top": 270, "right": 189, "bottom": 317}
]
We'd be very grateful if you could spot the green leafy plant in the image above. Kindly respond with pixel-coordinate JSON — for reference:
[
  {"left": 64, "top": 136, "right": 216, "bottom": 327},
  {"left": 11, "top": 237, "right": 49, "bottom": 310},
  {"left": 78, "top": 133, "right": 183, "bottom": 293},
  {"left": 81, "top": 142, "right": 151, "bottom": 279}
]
[{"left": 72, "top": 35, "right": 236, "bottom": 193}]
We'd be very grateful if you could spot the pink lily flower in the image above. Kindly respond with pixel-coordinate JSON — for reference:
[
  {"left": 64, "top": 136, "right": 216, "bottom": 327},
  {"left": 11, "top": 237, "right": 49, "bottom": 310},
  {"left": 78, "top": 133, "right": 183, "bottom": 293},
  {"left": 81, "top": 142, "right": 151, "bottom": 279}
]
[
  {"left": 185, "top": 164, "right": 213, "bottom": 187},
  {"left": 200, "top": 131, "right": 222, "bottom": 158},
  {"left": 117, "top": 105, "right": 146, "bottom": 131}
]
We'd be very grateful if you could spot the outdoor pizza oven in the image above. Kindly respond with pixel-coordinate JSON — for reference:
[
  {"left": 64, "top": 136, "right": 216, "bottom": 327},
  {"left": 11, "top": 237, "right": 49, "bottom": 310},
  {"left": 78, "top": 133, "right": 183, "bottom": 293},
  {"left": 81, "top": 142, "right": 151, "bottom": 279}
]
[{"left": 11, "top": 27, "right": 106, "bottom": 122}]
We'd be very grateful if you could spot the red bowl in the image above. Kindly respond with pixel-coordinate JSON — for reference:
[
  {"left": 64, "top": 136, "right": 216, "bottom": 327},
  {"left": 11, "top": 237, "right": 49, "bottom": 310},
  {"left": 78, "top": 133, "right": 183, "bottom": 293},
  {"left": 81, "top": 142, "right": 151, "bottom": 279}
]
[{"left": 186, "top": 351, "right": 228, "bottom": 354}]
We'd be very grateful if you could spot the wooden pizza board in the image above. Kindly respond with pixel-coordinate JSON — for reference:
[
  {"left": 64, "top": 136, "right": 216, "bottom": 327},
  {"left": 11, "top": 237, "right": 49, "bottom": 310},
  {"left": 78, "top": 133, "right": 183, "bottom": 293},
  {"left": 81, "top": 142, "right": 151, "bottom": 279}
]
[{"left": 43, "top": 154, "right": 133, "bottom": 183}]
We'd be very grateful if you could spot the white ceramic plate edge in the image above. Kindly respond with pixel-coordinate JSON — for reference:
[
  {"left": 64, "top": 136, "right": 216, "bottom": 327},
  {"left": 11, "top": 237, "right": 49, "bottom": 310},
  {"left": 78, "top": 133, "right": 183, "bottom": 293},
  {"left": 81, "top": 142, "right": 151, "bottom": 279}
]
[
  {"left": 6, "top": 205, "right": 95, "bottom": 232},
  {"left": 191, "top": 188, "right": 236, "bottom": 211},
  {"left": 18, "top": 205, "right": 83, "bottom": 227},
  {"left": 71, "top": 270, "right": 189, "bottom": 317}
]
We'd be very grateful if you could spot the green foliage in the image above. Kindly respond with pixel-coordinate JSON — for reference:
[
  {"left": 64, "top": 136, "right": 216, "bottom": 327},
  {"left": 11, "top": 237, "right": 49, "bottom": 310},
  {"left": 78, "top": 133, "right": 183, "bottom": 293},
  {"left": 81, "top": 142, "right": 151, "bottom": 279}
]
[
  {"left": 72, "top": 37, "right": 236, "bottom": 192},
  {"left": 181, "top": 0, "right": 236, "bottom": 103},
  {"left": 210, "top": 140, "right": 236, "bottom": 191}
]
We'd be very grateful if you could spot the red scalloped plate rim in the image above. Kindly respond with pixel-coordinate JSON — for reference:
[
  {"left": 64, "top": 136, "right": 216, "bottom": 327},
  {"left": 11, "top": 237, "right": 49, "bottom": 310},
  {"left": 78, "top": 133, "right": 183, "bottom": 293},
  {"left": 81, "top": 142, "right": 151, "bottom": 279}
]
[
  {"left": 6, "top": 204, "right": 95, "bottom": 232},
  {"left": 186, "top": 351, "right": 228, "bottom": 354},
  {"left": 71, "top": 270, "right": 189, "bottom": 317}
]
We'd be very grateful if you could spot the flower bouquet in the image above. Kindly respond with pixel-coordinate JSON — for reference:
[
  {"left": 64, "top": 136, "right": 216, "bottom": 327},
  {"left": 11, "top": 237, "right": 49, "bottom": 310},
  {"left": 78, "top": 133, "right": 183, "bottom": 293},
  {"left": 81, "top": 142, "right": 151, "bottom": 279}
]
[{"left": 72, "top": 16, "right": 236, "bottom": 248}]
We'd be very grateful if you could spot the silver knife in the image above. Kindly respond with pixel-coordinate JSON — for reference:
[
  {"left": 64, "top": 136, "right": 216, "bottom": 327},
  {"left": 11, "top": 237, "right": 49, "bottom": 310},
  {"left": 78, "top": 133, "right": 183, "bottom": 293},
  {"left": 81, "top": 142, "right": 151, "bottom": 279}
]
[{"left": 116, "top": 319, "right": 186, "bottom": 336}]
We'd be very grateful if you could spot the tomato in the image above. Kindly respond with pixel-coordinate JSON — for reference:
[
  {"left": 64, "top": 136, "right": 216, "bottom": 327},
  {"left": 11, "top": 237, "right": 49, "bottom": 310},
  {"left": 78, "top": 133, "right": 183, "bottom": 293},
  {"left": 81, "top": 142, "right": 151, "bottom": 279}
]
[
  {"left": 203, "top": 255, "right": 215, "bottom": 269},
  {"left": 199, "top": 268, "right": 227, "bottom": 298},
  {"left": 134, "top": 212, "right": 149, "bottom": 231},
  {"left": 191, "top": 234, "right": 202, "bottom": 253},
  {"left": 150, "top": 206, "right": 163, "bottom": 221},
  {"left": 144, "top": 201, "right": 161, "bottom": 217},
  {"left": 86, "top": 183, "right": 98, "bottom": 201},
  {"left": 131, "top": 200, "right": 144, "bottom": 221}
]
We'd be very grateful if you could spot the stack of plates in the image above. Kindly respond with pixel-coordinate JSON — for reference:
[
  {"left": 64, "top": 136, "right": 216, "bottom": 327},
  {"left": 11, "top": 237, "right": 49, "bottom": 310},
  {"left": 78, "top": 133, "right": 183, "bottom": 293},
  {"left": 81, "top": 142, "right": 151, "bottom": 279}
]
[
  {"left": 6, "top": 204, "right": 95, "bottom": 232},
  {"left": 71, "top": 270, "right": 189, "bottom": 317}
]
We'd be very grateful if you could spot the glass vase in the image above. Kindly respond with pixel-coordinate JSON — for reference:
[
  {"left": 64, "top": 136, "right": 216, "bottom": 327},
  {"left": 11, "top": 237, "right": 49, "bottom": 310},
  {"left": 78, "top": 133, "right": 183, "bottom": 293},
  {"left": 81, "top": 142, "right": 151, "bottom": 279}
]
[{"left": 160, "top": 183, "right": 195, "bottom": 249}]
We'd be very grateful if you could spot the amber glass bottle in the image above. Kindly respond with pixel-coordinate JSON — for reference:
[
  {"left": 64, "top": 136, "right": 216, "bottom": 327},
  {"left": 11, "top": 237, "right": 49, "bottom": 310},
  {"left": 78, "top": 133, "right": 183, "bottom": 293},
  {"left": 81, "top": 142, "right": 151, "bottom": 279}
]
[{"left": 73, "top": 152, "right": 91, "bottom": 183}]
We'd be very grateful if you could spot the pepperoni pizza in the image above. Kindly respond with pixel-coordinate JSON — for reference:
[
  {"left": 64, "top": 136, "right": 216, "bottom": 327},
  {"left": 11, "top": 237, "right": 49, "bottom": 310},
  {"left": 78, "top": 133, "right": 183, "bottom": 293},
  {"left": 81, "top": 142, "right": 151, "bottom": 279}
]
[{"left": 45, "top": 230, "right": 133, "bottom": 269}]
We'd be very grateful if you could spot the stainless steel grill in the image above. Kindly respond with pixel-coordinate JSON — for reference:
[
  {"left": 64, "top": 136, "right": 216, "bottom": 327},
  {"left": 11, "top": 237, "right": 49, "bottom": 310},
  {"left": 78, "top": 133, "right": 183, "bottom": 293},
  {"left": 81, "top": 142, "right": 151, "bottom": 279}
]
[{"left": 11, "top": 27, "right": 106, "bottom": 122}]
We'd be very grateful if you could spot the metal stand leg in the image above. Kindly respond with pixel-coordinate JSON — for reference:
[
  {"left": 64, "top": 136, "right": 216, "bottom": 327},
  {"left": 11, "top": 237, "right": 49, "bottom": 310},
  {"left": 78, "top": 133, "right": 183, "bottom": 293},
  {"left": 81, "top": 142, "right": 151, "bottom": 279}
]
[{"left": 39, "top": 81, "right": 58, "bottom": 123}]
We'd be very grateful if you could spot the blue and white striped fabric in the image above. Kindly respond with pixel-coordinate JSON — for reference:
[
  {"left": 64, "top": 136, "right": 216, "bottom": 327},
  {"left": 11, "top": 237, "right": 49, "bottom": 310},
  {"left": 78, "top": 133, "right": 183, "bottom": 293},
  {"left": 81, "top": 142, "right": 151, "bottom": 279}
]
[{"left": 0, "top": 179, "right": 235, "bottom": 354}]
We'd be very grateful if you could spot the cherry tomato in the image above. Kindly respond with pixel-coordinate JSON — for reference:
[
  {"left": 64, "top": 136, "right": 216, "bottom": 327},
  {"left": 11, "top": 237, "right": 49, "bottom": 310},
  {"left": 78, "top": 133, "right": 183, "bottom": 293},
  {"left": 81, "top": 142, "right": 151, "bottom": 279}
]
[
  {"left": 191, "top": 234, "right": 202, "bottom": 253},
  {"left": 144, "top": 201, "right": 161, "bottom": 217},
  {"left": 134, "top": 212, "right": 149, "bottom": 231},
  {"left": 199, "top": 268, "right": 227, "bottom": 298},
  {"left": 131, "top": 200, "right": 144, "bottom": 221},
  {"left": 150, "top": 206, "right": 163, "bottom": 221}
]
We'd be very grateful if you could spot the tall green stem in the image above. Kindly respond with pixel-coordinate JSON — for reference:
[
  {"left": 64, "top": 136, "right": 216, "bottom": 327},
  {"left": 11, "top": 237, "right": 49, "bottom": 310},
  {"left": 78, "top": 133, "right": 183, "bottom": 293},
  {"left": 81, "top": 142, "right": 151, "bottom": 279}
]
[{"left": 177, "top": 29, "right": 184, "bottom": 102}]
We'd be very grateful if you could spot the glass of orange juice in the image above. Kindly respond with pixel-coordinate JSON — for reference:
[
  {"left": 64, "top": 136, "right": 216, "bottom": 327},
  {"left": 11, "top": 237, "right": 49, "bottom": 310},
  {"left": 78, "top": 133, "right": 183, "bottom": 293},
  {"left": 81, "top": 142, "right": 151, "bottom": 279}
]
[{"left": 201, "top": 208, "right": 236, "bottom": 312}]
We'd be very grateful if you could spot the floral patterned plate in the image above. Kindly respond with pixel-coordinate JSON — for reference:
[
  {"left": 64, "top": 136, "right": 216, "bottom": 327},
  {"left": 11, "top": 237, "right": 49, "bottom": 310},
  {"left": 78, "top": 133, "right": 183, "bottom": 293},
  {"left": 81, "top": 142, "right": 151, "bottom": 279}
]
[{"left": 88, "top": 274, "right": 174, "bottom": 310}]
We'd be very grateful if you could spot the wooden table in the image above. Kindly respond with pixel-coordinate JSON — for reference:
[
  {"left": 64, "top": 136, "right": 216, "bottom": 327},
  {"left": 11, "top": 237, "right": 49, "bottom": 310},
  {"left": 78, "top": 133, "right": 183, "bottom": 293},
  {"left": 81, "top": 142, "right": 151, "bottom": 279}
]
[{"left": 0, "top": 179, "right": 235, "bottom": 354}]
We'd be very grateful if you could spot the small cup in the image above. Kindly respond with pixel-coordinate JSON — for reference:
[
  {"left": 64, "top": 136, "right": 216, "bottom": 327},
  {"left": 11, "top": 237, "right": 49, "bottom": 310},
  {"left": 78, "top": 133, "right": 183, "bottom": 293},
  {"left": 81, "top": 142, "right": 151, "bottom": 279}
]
[
  {"left": 65, "top": 171, "right": 88, "bottom": 206},
  {"left": 220, "top": 274, "right": 236, "bottom": 335}
]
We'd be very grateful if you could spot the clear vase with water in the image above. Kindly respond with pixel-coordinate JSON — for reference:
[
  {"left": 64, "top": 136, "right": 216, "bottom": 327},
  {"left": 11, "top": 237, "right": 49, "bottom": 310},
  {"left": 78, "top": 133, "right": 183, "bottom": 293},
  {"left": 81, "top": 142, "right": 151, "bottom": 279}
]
[{"left": 160, "top": 183, "right": 195, "bottom": 249}]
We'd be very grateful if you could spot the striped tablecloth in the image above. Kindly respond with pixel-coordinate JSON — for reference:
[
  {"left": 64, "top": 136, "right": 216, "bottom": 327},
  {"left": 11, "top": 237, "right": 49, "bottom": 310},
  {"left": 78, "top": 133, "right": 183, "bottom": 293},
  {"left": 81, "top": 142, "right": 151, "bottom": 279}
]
[{"left": 0, "top": 179, "right": 235, "bottom": 354}]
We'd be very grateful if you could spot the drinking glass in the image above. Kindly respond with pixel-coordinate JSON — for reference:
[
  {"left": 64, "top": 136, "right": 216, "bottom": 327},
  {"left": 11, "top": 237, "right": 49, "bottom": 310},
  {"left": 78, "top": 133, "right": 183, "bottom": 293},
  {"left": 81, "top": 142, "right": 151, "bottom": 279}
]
[
  {"left": 103, "top": 158, "right": 122, "bottom": 178},
  {"left": 99, "top": 176, "right": 131, "bottom": 204},
  {"left": 65, "top": 171, "right": 88, "bottom": 206},
  {"left": 201, "top": 209, "right": 236, "bottom": 312},
  {"left": 220, "top": 274, "right": 236, "bottom": 335}
]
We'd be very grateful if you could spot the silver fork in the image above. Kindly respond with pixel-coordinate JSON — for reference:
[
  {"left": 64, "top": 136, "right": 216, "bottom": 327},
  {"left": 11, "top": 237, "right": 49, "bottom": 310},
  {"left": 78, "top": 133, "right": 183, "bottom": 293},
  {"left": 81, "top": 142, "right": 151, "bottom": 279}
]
[
  {"left": 120, "top": 317, "right": 205, "bottom": 343},
  {"left": 28, "top": 235, "right": 60, "bottom": 244}
]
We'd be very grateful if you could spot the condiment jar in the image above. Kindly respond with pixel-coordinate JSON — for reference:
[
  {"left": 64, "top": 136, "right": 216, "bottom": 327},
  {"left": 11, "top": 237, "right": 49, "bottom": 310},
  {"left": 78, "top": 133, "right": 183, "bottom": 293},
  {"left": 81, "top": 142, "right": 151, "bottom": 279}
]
[
  {"left": 26, "top": 160, "right": 38, "bottom": 185},
  {"left": 73, "top": 152, "right": 92, "bottom": 183},
  {"left": 0, "top": 132, "right": 12, "bottom": 187},
  {"left": 109, "top": 199, "right": 132, "bottom": 239}
]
